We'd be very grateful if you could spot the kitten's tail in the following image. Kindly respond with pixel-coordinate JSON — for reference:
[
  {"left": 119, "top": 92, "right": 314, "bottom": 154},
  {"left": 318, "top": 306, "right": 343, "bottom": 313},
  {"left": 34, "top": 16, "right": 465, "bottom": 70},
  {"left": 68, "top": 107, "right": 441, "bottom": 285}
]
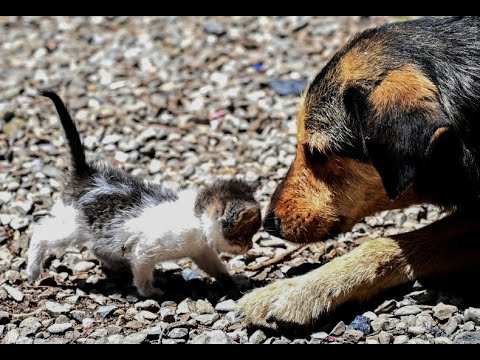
[{"left": 40, "top": 90, "right": 90, "bottom": 176}]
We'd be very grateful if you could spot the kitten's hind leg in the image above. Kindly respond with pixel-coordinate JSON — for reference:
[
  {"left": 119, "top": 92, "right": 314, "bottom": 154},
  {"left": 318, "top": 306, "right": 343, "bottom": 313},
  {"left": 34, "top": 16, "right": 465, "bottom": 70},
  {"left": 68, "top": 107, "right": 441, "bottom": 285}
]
[{"left": 26, "top": 200, "right": 80, "bottom": 282}]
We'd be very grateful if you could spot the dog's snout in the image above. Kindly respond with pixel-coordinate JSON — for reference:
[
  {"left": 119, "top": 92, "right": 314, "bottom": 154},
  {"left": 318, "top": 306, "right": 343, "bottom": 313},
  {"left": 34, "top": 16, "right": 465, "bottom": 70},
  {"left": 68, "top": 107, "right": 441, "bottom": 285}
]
[{"left": 263, "top": 211, "right": 282, "bottom": 238}]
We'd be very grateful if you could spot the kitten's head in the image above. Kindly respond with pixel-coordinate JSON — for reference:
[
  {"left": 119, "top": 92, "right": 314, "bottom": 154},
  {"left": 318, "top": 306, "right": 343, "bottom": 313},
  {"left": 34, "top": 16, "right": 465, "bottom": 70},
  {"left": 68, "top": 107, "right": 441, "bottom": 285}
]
[{"left": 195, "top": 178, "right": 262, "bottom": 255}]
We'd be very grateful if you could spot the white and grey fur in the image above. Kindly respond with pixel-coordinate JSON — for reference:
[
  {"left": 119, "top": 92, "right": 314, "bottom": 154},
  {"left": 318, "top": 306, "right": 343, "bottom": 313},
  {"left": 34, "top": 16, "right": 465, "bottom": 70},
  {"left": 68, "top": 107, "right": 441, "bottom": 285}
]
[{"left": 27, "top": 91, "right": 262, "bottom": 297}]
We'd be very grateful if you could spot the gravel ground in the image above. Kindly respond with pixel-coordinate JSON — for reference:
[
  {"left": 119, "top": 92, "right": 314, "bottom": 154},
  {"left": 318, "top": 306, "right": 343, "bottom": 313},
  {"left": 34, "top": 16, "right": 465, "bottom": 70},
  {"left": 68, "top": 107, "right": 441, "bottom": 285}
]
[{"left": 2, "top": 16, "right": 480, "bottom": 344}]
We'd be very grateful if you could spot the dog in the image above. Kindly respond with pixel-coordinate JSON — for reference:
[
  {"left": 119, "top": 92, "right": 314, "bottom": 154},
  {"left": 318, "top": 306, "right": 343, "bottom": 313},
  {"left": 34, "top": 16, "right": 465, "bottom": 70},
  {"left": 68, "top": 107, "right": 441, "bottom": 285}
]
[{"left": 238, "top": 16, "right": 480, "bottom": 328}]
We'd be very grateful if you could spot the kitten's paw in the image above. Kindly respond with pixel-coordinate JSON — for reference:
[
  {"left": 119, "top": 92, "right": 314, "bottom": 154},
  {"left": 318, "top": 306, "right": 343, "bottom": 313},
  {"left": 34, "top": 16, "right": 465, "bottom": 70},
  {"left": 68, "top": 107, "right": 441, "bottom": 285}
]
[
  {"left": 137, "top": 285, "right": 165, "bottom": 298},
  {"left": 26, "top": 264, "right": 41, "bottom": 283}
]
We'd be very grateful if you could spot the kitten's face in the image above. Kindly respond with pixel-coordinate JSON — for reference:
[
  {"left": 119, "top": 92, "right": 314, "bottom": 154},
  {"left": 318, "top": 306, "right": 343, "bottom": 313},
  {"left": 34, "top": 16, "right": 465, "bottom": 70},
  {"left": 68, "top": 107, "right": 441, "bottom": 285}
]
[{"left": 196, "top": 179, "right": 262, "bottom": 255}]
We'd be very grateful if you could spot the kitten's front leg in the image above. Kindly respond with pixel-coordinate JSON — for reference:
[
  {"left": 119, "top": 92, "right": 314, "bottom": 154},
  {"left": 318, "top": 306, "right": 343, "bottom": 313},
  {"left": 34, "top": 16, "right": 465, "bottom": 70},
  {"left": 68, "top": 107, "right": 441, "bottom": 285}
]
[
  {"left": 131, "top": 260, "right": 165, "bottom": 298},
  {"left": 192, "top": 247, "right": 229, "bottom": 280}
]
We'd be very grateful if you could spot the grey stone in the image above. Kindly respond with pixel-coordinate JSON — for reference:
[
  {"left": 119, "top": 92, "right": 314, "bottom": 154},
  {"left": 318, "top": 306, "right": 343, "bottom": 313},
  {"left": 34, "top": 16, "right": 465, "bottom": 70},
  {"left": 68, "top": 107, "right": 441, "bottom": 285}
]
[
  {"left": 48, "top": 322, "right": 72, "bottom": 334},
  {"left": 330, "top": 321, "right": 346, "bottom": 336},
  {"left": 212, "top": 319, "right": 230, "bottom": 330},
  {"left": 145, "top": 326, "right": 163, "bottom": 339},
  {"left": 4, "top": 270, "right": 21, "bottom": 284},
  {"left": 269, "top": 79, "right": 308, "bottom": 97},
  {"left": 96, "top": 305, "right": 118, "bottom": 319},
  {"left": 310, "top": 332, "right": 329, "bottom": 341},
  {"left": 0, "top": 311, "right": 10, "bottom": 324},
  {"left": 71, "top": 310, "right": 87, "bottom": 322},
  {"left": 82, "top": 318, "right": 95, "bottom": 329},
  {"left": 272, "top": 339, "right": 290, "bottom": 344},
  {"left": 159, "top": 308, "right": 175, "bottom": 322},
  {"left": 168, "top": 327, "right": 188, "bottom": 339},
  {"left": 215, "top": 300, "right": 237, "bottom": 312},
  {"left": 121, "top": 332, "right": 147, "bottom": 344},
  {"left": 3, "top": 329, "right": 19, "bottom": 344},
  {"left": 190, "top": 330, "right": 234, "bottom": 344},
  {"left": 76, "top": 338, "right": 97, "bottom": 344},
  {"left": 89, "top": 328, "right": 108, "bottom": 339},
  {"left": 343, "top": 329, "right": 364, "bottom": 343},
  {"left": 106, "top": 325, "right": 122, "bottom": 335},
  {"left": 4, "top": 285, "right": 24, "bottom": 301},
  {"left": 148, "top": 159, "right": 162, "bottom": 174},
  {"left": 10, "top": 200, "right": 33, "bottom": 215},
  {"left": 176, "top": 299, "right": 194, "bottom": 314},
  {"left": 362, "top": 311, "right": 378, "bottom": 321},
  {"left": 9, "top": 217, "right": 30, "bottom": 230},
  {"left": 415, "top": 314, "right": 436, "bottom": 327},
  {"left": 394, "top": 305, "right": 422, "bottom": 316},
  {"left": 225, "top": 311, "right": 244, "bottom": 324},
  {"left": 102, "top": 134, "right": 121, "bottom": 145},
  {"left": 407, "top": 338, "right": 430, "bottom": 344},
  {"left": 135, "top": 299, "right": 160, "bottom": 313},
  {"left": 0, "top": 192, "right": 12, "bottom": 204},
  {"left": 45, "top": 301, "right": 72, "bottom": 316},
  {"left": 441, "top": 316, "right": 459, "bottom": 336},
  {"left": 406, "top": 289, "right": 436, "bottom": 303},
  {"left": 249, "top": 329, "right": 267, "bottom": 344},
  {"left": 433, "top": 303, "right": 457, "bottom": 321},
  {"left": 138, "top": 310, "right": 158, "bottom": 321},
  {"left": 393, "top": 335, "right": 410, "bottom": 344},
  {"left": 19, "top": 317, "right": 42, "bottom": 336},
  {"left": 203, "top": 21, "right": 226, "bottom": 36},
  {"left": 15, "top": 336, "right": 34, "bottom": 344},
  {"left": 464, "top": 307, "right": 480, "bottom": 325},
  {"left": 162, "top": 339, "right": 186, "bottom": 344},
  {"left": 454, "top": 331, "right": 480, "bottom": 344},
  {"left": 35, "top": 337, "right": 70, "bottom": 344},
  {"left": 195, "top": 313, "right": 219, "bottom": 326},
  {"left": 374, "top": 299, "right": 397, "bottom": 314},
  {"left": 83, "top": 136, "right": 99, "bottom": 150},
  {"left": 125, "top": 320, "right": 144, "bottom": 329},
  {"left": 378, "top": 331, "right": 393, "bottom": 344},
  {"left": 107, "top": 334, "right": 124, "bottom": 344},
  {"left": 435, "top": 337, "right": 453, "bottom": 344},
  {"left": 73, "top": 261, "right": 95, "bottom": 273},
  {"left": 196, "top": 299, "right": 215, "bottom": 314},
  {"left": 407, "top": 326, "right": 426, "bottom": 335}
]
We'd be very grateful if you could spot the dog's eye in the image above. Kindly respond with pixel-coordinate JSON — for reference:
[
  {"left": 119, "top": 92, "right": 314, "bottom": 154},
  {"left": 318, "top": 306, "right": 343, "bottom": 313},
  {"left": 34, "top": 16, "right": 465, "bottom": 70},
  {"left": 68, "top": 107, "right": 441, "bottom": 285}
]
[{"left": 304, "top": 145, "right": 328, "bottom": 165}]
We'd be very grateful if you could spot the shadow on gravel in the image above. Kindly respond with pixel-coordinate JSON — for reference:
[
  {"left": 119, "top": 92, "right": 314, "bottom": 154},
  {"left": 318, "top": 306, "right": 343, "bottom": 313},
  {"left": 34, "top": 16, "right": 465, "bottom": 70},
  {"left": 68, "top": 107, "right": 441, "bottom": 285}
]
[{"left": 72, "top": 267, "right": 268, "bottom": 304}]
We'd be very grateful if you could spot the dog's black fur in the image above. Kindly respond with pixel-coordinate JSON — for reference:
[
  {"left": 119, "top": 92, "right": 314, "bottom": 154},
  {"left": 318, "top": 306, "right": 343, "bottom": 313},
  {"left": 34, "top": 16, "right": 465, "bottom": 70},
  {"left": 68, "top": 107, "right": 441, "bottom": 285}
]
[{"left": 305, "top": 16, "right": 480, "bottom": 208}]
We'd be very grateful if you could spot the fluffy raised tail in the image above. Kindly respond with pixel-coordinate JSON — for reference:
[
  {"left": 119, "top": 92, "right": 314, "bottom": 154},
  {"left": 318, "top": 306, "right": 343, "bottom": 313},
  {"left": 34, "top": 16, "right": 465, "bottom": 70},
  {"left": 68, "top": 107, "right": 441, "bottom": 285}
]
[{"left": 40, "top": 90, "right": 90, "bottom": 176}]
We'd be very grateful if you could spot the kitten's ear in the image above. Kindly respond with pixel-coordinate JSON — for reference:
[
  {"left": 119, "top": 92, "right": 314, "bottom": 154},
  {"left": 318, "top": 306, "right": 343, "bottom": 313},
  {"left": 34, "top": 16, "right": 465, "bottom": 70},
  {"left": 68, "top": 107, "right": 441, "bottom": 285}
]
[{"left": 238, "top": 204, "right": 260, "bottom": 224}]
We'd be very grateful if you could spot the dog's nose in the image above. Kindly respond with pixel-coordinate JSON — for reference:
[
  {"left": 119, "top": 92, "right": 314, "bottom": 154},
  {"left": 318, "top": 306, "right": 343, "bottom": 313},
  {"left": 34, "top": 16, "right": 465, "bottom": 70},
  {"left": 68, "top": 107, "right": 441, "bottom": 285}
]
[{"left": 263, "top": 211, "right": 282, "bottom": 238}]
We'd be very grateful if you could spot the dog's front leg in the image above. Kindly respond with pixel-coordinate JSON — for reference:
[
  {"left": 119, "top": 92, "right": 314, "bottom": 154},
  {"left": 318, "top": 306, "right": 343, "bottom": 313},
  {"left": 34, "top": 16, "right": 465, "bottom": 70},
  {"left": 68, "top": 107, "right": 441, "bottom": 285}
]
[{"left": 238, "top": 213, "right": 480, "bottom": 328}]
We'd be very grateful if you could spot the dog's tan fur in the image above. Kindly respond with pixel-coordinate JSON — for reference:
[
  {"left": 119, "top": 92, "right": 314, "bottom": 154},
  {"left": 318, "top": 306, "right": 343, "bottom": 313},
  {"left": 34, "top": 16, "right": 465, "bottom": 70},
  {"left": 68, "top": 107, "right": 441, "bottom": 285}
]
[{"left": 369, "top": 64, "right": 439, "bottom": 116}]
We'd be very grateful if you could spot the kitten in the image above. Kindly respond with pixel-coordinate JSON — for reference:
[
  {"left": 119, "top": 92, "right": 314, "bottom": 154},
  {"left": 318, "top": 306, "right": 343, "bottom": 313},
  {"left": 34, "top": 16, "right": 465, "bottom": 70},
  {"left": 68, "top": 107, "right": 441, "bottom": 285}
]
[{"left": 26, "top": 91, "right": 262, "bottom": 297}]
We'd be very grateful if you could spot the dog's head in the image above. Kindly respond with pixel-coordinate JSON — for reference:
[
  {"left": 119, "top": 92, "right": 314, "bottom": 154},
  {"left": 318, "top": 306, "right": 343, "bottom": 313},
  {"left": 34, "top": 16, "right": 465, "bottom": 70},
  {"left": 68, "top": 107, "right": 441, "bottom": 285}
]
[{"left": 265, "top": 28, "right": 464, "bottom": 243}]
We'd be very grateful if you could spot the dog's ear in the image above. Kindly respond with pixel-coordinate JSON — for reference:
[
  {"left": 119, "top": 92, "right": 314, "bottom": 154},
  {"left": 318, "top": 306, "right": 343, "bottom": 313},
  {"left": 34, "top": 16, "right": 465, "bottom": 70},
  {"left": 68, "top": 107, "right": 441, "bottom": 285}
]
[
  {"left": 344, "top": 85, "right": 451, "bottom": 200},
  {"left": 364, "top": 112, "right": 449, "bottom": 200}
]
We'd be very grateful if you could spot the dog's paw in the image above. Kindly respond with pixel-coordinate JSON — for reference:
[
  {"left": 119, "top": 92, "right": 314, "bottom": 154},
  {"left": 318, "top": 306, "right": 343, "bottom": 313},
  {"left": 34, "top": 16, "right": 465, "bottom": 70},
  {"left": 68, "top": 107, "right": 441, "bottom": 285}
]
[
  {"left": 238, "top": 276, "right": 333, "bottom": 329},
  {"left": 238, "top": 237, "right": 414, "bottom": 329}
]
